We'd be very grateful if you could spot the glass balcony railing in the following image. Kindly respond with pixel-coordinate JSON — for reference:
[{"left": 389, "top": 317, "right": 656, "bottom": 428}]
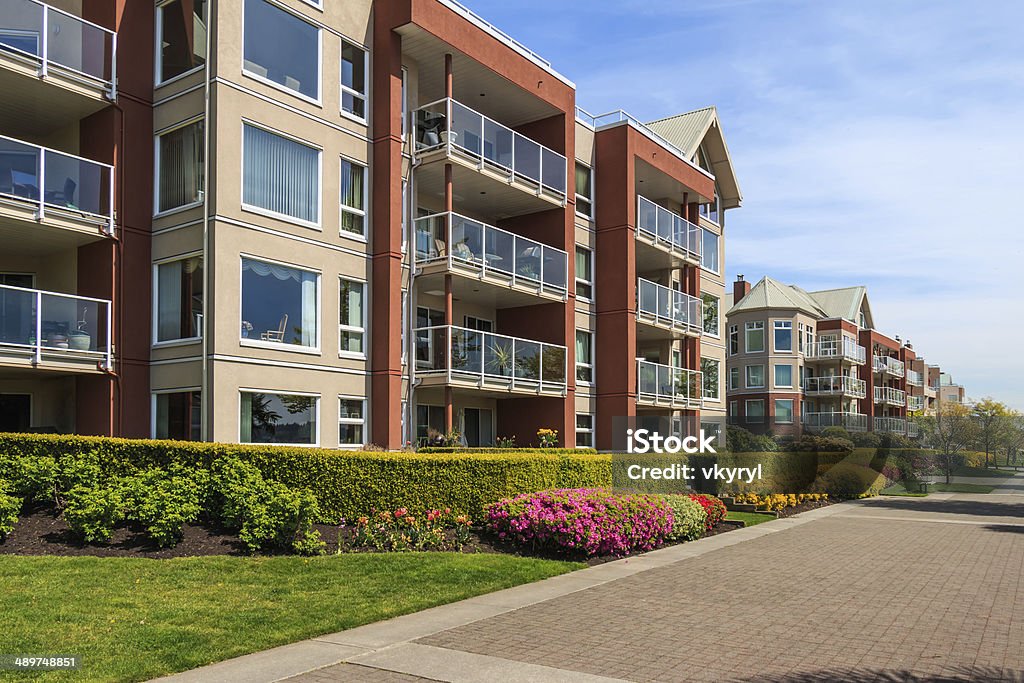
[
  {"left": 907, "top": 395, "right": 924, "bottom": 412},
  {"left": 636, "top": 359, "right": 701, "bottom": 407},
  {"left": 803, "top": 375, "right": 866, "bottom": 398},
  {"left": 0, "top": 0, "right": 116, "bottom": 96},
  {"left": 874, "top": 386, "right": 906, "bottom": 406},
  {"left": 906, "top": 369, "right": 924, "bottom": 387},
  {"left": 636, "top": 195, "right": 701, "bottom": 262},
  {"left": 873, "top": 355, "right": 905, "bottom": 377},
  {"left": 0, "top": 134, "right": 114, "bottom": 231},
  {"left": 414, "top": 324, "right": 567, "bottom": 393},
  {"left": 414, "top": 98, "right": 567, "bottom": 198},
  {"left": 874, "top": 416, "right": 908, "bottom": 434},
  {"left": 804, "top": 338, "right": 866, "bottom": 364},
  {"left": 0, "top": 283, "right": 111, "bottom": 367},
  {"left": 636, "top": 278, "right": 702, "bottom": 335},
  {"left": 803, "top": 412, "right": 868, "bottom": 432},
  {"left": 414, "top": 212, "right": 567, "bottom": 296}
]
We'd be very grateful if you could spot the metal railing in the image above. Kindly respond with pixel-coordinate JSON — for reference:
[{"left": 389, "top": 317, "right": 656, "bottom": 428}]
[
  {"left": 0, "top": 283, "right": 111, "bottom": 368},
  {"left": 907, "top": 422, "right": 920, "bottom": 438},
  {"left": 874, "top": 386, "right": 906, "bottom": 406},
  {"left": 804, "top": 338, "right": 866, "bottom": 364},
  {"left": 874, "top": 416, "right": 908, "bottom": 434},
  {"left": 0, "top": 0, "right": 116, "bottom": 97},
  {"left": 873, "top": 354, "right": 905, "bottom": 377},
  {"left": 0, "top": 133, "right": 114, "bottom": 232},
  {"left": 635, "top": 195, "right": 701, "bottom": 262},
  {"left": 906, "top": 369, "right": 924, "bottom": 387},
  {"left": 414, "top": 324, "right": 567, "bottom": 394},
  {"left": 803, "top": 375, "right": 867, "bottom": 398},
  {"left": 907, "top": 395, "right": 924, "bottom": 411},
  {"left": 803, "top": 412, "right": 868, "bottom": 432},
  {"left": 414, "top": 212, "right": 567, "bottom": 296},
  {"left": 414, "top": 98, "right": 567, "bottom": 198},
  {"left": 636, "top": 359, "right": 702, "bottom": 408},
  {"left": 636, "top": 278, "right": 702, "bottom": 335}
]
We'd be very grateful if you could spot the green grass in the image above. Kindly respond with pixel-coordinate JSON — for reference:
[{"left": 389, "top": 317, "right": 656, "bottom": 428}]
[
  {"left": 882, "top": 482, "right": 996, "bottom": 495},
  {"left": 725, "top": 511, "right": 776, "bottom": 527},
  {"left": 951, "top": 465, "right": 1017, "bottom": 478},
  {"left": 0, "top": 553, "right": 581, "bottom": 682}
]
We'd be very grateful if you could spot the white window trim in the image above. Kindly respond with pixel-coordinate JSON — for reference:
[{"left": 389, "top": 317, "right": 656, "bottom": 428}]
[
  {"left": 575, "top": 413, "right": 594, "bottom": 447},
  {"left": 575, "top": 329, "right": 594, "bottom": 385},
  {"left": 773, "top": 320, "right": 794, "bottom": 354},
  {"left": 702, "top": 294, "right": 721, "bottom": 338},
  {"left": 728, "top": 324, "right": 739, "bottom": 356},
  {"left": 574, "top": 162, "right": 593, "bottom": 219},
  {"left": 745, "top": 399, "right": 765, "bottom": 422},
  {"left": 153, "top": 116, "right": 205, "bottom": 218},
  {"left": 775, "top": 399, "right": 795, "bottom": 424},
  {"left": 152, "top": 252, "right": 204, "bottom": 348},
  {"left": 340, "top": 155, "right": 369, "bottom": 241},
  {"left": 746, "top": 364, "right": 765, "bottom": 389},
  {"left": 338, "top": 395, "right": 367, "bottom": 449},
  {"left": 154, "top": 0, "right": 206, "bottom": 88},
  {"left": 701, "top": 356, "right": 720, "bottom": 401},
  {"left": 774, "top": 363, "right": 794, "bottom": 388},
  {"left": 339, "top": 276, "right": 367, "bottom": 360},
  {"left": 150, "top": 387, "right": 201, "bottom": 439},
  {"left": 340, "top": 38, "right": 369, "bottom": 124},
  {"left": 575, "top": 245, "right": 594, "bottom": 302},
  {"left": 241, "top": 0, "right": 323, "bottom": 106},
  {"left": 240, "top": 119, "right": 323, "bottom": 230},
  {"left": 700, "top": 227, "right": 720, "bottom": 275},
  {"left": 745, "top": 321, "right": 765, "bottom": 354},
  {"left": 239, "top": 253, "right": 322, "bottom": 354},
  {"left": 728, "top": 366, "right": 740, "bottom": 391},
  {"left": 238, "top": 389, "right": 321, "bottom": 447}
]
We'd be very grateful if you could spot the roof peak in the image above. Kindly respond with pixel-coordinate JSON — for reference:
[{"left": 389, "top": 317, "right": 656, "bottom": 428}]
[{"left": 646, "top": 105, "right": 717, "bottom": 126}]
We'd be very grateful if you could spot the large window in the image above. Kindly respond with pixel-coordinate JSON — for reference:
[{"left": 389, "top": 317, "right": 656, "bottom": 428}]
[
  {"left": 575, "top": 246, "right": 593, "bottom": 300},
  {"left": 154, "top": 390, "right": 201, "bottom": 440},
  {"left": 576, "top": 413, "right": 594, "bottom": 448},
  {"left": 746, "top": 364, "right": 765, "bottom": 389},
  {"left": 340, "top": 158, "right": 367, "bottom": 238},
  {"left": 729, "top": 366, "right": 740, "bottom": 390},
  {"left": 338, "top": 397, "right": 366, "bottom": 448},
  {"left": 157, "top": 0, "right": 208, "bottom": 84},
  {"left": 775, "top": 364, "right": 793, "bottom": 388},
  {"left": 240, "top": 391, "right": 318, "bottom": 445},
  {"left": 745, "top": 399, "right": 765, "bottom": 424},
  {"left": 575, "top": 163, "right": 592, "bottom": 217},
  {"left": 774, "top": 320, "right": 793, "bottom": 352},
  {"left": 745, "top": 321, "right": 765, "bottom": 353},
  {"left": 241, "top": 257, "right": 319, "bottom": 348},
  {"left": 702, "top": 294, "right": 719, "bottom": 336},
  {"left": 576, "top": 330, "right": 593, "bottom": 384},
  {"left": 155, "top": 256, "right": 203, "bottom": 342},
  {"left": 729, "top": 324, "right": 739, "bottom": 355},
  {"left": 701, "top": 357, "right": 719, "bottom": 400},
  {"left": 243, "top": 0, "right": 319, "bottom": 101},
  {"left": 775, "top": 399, "right": 794, "bottom": 424},
  {"left": 341, "top": 39, "right": 368, "bottom": 121},
  {"left": 701, "top": 228, "right": 719, "bottom": 273},
  {"left": 339, "top": 278, "right": 365, "bottom": 356},
  {"left": 242, "top": 124, "right": 320, "bottom": 224},
  {"left": 157, "top": 119, "right": 205, "bottom": 213}
]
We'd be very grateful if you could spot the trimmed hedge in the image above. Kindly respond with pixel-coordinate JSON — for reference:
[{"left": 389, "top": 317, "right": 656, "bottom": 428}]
[
  {"left": 0, "top": 434, "right": 611, "bottom": 521},
  {"left": 417, "top": 447, "right": 598, "bottom": 455}
]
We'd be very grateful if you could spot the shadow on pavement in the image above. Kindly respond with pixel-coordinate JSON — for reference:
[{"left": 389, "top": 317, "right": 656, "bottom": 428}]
[
  {"left": 739, "top": 665, "right": 1024, "bottom": 682},
  {"left": 984, "top": 524, "right": 1024, "bottom": 535},
  {"left": 860, "top": 496, "right": 1024, "bottom": 519}
]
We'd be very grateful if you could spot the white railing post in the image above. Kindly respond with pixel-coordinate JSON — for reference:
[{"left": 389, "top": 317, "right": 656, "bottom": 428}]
[
  {"left": 510, "top": 133, "right": 516, "bottom": 183},
  {"left": 37, "top": 148, "right": 46, "bottom": 221},
  {"left": 104, "top": 300, "right": 112, "bottom": 369},
  {"left": 478, "top": 110, "right": 484, "bottom": 170},
  {"left": 109, "top": 31, "right": 117, "bottom": 101},
  {"left": 537, "top": 148, "right": 543, "bottom": 196},
  {"left": 34, "top": 290, "right": 43, "bottom": 365},
  {"left": 39, "top": 5, "right": 49, "bottom": 79},
  {"left": 539, "top": 344, "right": 543, "bottom": 388},
  {"left": 106, "top": 162, "right": 115, "bottom": 234},
  {"left": 539, "top": 245, "right": 544, "bottom": 290},
  {"left": 446, "top": 213, "right": 452, "bottom": 270},
  {"left": 445, "top": 99, "right": 452, "bottom": 156}
]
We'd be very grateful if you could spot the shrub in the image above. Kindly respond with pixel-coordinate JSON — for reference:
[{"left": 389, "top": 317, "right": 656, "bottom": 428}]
[
  {"left": 3, "top": 455, "right": 58, "bottom": 503},
  {"left": 660, "top": 494, "right": 707, "bottom": 541},
  {"left": 688, "top": 493, "right": 726, "bottom": 530},
  {"left": 120, "top": 466, "right": 209, "bottom": 548},
  {"left": 726, "top": 426, "right": 779, "bottom": 453},
  {"left": 734, "top": 492, "right": 827, "bottom": 511},
  {"left": 784, "top": 435, "right": 854, "bottom": 454},
  {"left": 485, "top": 488, "right": 673, "bottom": 557},
  {"left": 812, "top": 463, "right": 886, "bottom": 498},
  {"left": 351, "top": 507, "right": 472, "bottom": 552},
  {"left": 880, "top": 464, "right": 902, "bottom": 484},
  {"left": 0, "top": 479, "right": 20, "bottom": 539},
  {"left": 63, "top": 485, "right": 123, "bottom": 543},
  {"left": 850, "top": 432, "right": 882, "bottom": 448},
  {"left": 820, "top": 426, "right": 852, "bottom": 441}
]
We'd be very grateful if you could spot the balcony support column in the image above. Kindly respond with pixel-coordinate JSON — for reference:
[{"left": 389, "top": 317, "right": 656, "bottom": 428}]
[{"left": 445, "top": 53, "right": 453, "bottom": 98}]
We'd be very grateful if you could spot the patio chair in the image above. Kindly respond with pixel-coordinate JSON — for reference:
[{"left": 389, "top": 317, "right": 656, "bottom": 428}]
[{"left": 261, "top": 313, "right": 288, "bottom": 342}]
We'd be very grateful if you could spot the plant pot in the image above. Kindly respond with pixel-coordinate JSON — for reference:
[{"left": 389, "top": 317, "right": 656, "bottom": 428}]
[
  {"left": 440, "top": 131, "right": 457, "bottom": 145},
  {"left": 68, "top": 332, "right": 91, "bottom": 351},
  {"left": 47, "top": 334, "right": 68, "bottom": 349}
]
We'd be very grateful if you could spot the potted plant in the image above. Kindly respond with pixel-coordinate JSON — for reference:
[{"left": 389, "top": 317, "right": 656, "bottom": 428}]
[
  {"left": 488, "top": 340, "right": 514, "bottom": 377},
  {"left": 68, "top": 313, "right": 91, "bottom": 351}
]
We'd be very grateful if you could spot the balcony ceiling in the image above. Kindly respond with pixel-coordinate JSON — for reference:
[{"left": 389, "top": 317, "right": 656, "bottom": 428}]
[
  {"left": 415, "top": 156, "right": 562, "bottom": 221},
  {"left": 0, "top": 212, "right": 107, "bottom": 255},
  {"left": 0, "top": 64, "right": 109, "bottom": 139},
  {"left": 635, "top": 158, "right": 712, "bottom": 206}
]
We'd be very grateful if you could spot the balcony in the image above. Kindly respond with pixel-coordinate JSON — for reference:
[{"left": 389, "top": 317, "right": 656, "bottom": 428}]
[
  {"left": 804, "top": 338, "right": 866, "bottom": 364},
  {"left": 636, "top": 278, "right": 702, "bottom": 340},
  {"left": 636, "top": 359, "right": 701, "bottom": 410},
  {"left": 803, "top": 375, "right": 867, "bottom": 399},
  {"left": 907, "top": 422, "right": 920, "bottom": 438},
  {"left": 907, "top": 395, "right": 924, "bottom": 412},
  {"left": 0, "top": 134, "right": 113, "bottom": 250},
  {"left": 803, "top": 412, "right": 868, "bottom": 432},
  {"left": 0, "top": 283, "right": 110, "bottom": 372},
  {"left": 635, "top": 195, "right": 701, "bottom": 270},
  {"left": 874, "top": 416, "right": 907, "bottom": 435},
  {"left": 0, "top": 0, "right": 115, "bottom": 136},
  {"left": 874, "top": 386, "right": 906, "bottom": 407},
  {"left": 414, "top": 324, "right": 566, "bottom": 396},
  {"left": 873, "top": 355, "right": 904, "bottom": 377},
  {"left": 906, "top": 369, "right": 924, "bottom": 387},
  {"left": 414, "top": 212, "right": 567, "bottom": 305},
  {"left": 414, "top": 98, "right": 567, "bottom": 217}
]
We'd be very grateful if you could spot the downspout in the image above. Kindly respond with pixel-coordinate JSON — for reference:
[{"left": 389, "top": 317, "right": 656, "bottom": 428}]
[
  {"left": 405, "top": 107, "right": 421, "bottom": 448},
  {"left": 199, "top": 0, "right": 213, "bottom": 441}
]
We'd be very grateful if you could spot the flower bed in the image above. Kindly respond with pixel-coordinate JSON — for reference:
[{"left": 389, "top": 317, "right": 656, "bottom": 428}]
[
  {"left": 688, "top": 493, "right": 727, "bottom": 530},
  {"left": 733, "top": 492, "right": 828, "bottom": 512}
]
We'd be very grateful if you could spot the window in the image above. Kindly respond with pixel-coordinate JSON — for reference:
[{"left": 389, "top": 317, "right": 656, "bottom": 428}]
[
  {"left": 155, "top": 256, "right": 203, "bottom": 342},
  {"left": 241, "top": 257, "right": 319, "bottom": 348},
  {"left": 243, "top": 0, "right": 319, "bottom": 101},
  {"left": 465, "top": 316, "right": 492, "bottom": 332},
  {"left": 701, "top": 357, "right": 719, "bottom": 400},
  {"left": 575, "top": 246, "right": 593, "bottom": 300},
  {"left": 745, "top": 399, "right": 765, "bottom": 424},
  {"left": 416, "top": 404, "right": 445, "bottom": 443},
  {"left": 702, "top": 294, "right": 719, "bottom": 336},
  {"left": 339, "top": 278, "right": 365, "bottom": 355},
  {"left": 699, "top": 190, "right": 720, "bottom": 224},
  {"left": 773, "top": 320, "right": 793, "bottom": 352},
  {"left": 775, "top": 364, "right": 793, "bottom": 388},
  {"left": 157, "top": 0, "right": 208, "bottom": 84},
  {"left": 700, "top": 228, "right": 719, "bottom": 273},
  {"left": 338, "top": 397, "right": 366, "bottom": 447},
  {"left": 746, "top": 364, "right": 765, "bottom": 388},
  {"left": 154, "top": 390, "right": 201, "bottom": 440},
  {"left": 576, "top": 330, "right": 593, "bottom": 383},
  {"left": 340, "top": 39, "right": 368, "bottom": 120},
  {"left": 242, "top": 123, "right": 320, "bottom": 224},
  {"left": 157, "top": 119, "right": 204, "bottom": 213},
  {"left": 729, "top": 324, "right": 739, "bottom": 355},
  {"left": 745, "top": 321, "right": 765, "bottom": 353},
  {"left": 729, "top": 400, "right": 738, "bottom": 417},
  {"left": 576, "top": 414, "right": 594, "bottom": 448},
  {"left": 672, "top": 349, "right": 681, "bottom": 368},
  {"left": 340, "top": 158, "right": 367, "bottom": 237},
  {"left": 775, "top": 399, "right": 794, "bottom": 424},
  {"left": 575, "top": 163, "right": 592, "bottom": 217},
  {"left": 729, "top": 366, "right": 740, "bottom": 390},
  {"left": 798, "top": 322, "right": 805, "bottom": 354},
  {"left": 240, "top": 391, "right": 317, "bottom": 445}
]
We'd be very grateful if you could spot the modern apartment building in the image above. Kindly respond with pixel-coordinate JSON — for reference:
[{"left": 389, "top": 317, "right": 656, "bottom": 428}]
[
  {"left": 725, "top": 276, "right": 927, "bottom": 437},
  {"left": 931, "top": 369, "right": 966, "bottom": 407},
  {"left": 0, "top": 0, "right": 740, "bottom": 449}
]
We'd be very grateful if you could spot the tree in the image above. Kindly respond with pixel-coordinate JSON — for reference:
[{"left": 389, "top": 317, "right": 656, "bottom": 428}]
[
  {"left": 971, "top": 398, "right": 1010, "bottom": 468},
  {"left": 1003, "top": 412, "right": 1024, "bottom": 467},
  {"left": 922, "top": 403, "right": 980, "bottom": 484}
]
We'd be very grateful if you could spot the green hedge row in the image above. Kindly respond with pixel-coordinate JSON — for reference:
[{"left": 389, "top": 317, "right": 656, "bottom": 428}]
[
  {"left": 417, "top": 447, "right": 598, "bottom": 455},
  {"left": 0, "top": 434, "right": 611, "bottom": 521}
]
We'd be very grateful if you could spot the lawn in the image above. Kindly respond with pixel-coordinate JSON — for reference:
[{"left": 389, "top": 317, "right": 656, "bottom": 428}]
[
  {"left": 882, "top": 482, "right": 996, "bottom": 495},
  {"left": 0, "top": 553, "right": 581, "bottom": 682},
  {"left": 951, "top": 465, "right": 1017, "bottom": 478},
  {"left": 725, "top": 511, "right": 776, "bottom": 527}
]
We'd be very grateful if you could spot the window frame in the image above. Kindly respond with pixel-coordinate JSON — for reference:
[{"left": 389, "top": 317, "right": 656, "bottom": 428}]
[
  {"left": 151, "top": 387, "right": 202, "bottom": 440},
  {"left": 154, "top": 0, "right": 208, "bottom": 88},
  {"left": 238, "top": 389, "right": 320, "bottom": 447},
  {"left": 700, "top": 227, "right": 720, "bottom": 274},
  {"left": 575, "top": 413, "right": 594, "bottom": 448},
  {"left": 745, "top": 364, "right": 765, "bottom": 389},
  {"left": 729, "top": 324, "right": 739, "bottom": 355},
  {"left": 338, "top": 395, "right": 367, "bottom": 449},
  {"left": 773, "top": 320, "right": 794, "bottom": 353},
  {"left": 153, "top": 116, "right": 206, "bottom": 217},
  {"left": 239, "top": 254, "right": 322, "bottom": 353},
  {"left": 728, "top": 366, "right": 740, "bottom": 390},
  {"left": 745, "top": 399, "right": 765, "bottom": 424},
  {"left": 152, "top": 252, "right": 204, "bottom": 347},
  {"left": 701, "top": 356, "right": 720, "bottom": 401},
  {"left": 574, "top": 162, "right": 593, "bottom": 219},
  {"left": 575, "top": 329, "right": 594, "bottom": 385},
  {"left": 338, "top": 276, "right": 367, "bottom": 359},
  {"left": 775, "top": 398, "right": 795, "bottom": 424},
  {"left": 702, "top": 293, "right": 720, "bottom": 337},
  {"left": 575, "top": 245, "right": 594, "bottom": 302},
  {"left": 241, "top": 0, "right": 323, "bottom": 105},
  {"left": 240, "top": 120, "right": 323, "bottom": 229},
  {"left": 744, "top": 321, "right": 765, "bottom": 353},
  {"left": 339, "top": 155, "right": 369, "bottom": 240},
  {"left": 340, "top": 37, "right": 369, "bottom": 124},
  {"left": 774, "top": 363, "right": 793, "bottom": 388}
]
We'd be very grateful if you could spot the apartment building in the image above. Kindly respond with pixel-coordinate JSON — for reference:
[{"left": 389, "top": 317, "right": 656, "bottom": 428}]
[
  {"left": 0, "top": 0, "right": 739, "bottom": 449},
  {"left": 725, "top": 276, "right": 924, "bottom": 438},
  {"left": 931, "top": 369, "right": 966, "bottom": 407}
]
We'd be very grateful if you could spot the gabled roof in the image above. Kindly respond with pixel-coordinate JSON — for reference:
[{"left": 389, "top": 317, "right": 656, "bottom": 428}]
[
  {"left": 806, "top": 286, "right": 874, "bottom": 327},
  {"left": 727, "top": 277, "right": 825, "bottom": 318},
  {"left": 647, "top": 106, "right": 742, "bottom": 210}
]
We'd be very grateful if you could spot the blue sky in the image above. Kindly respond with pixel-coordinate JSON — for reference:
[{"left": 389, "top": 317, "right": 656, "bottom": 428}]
[{"left": 466, "top": 0, "right": 1024, "bottom": 410}]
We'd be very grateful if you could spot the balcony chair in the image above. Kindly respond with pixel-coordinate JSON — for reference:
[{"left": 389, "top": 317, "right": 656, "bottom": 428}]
[
  {"left": 45, "top": 177, "right": 76, "bottom": 209},
  {"left": 260, "top": 313, "right": 288, "bottom": 343},
  {"left": 417, "top": 110, "right": 445, "bottom": 148},
  {"left": 10, "top": 169, "right": 39, "bottom": 200}
]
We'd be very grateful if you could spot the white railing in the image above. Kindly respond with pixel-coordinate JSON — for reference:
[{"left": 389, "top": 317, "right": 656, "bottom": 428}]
[
  {"left": 907, "top": 422, "right": 920, "bottom": 438},
  {"left": 803, "top": 375, "right": 867, "bottom": 398},
  {"left": 874, "top": 416, "right": 908, "bottom": 434},
  {"left": 874, "top": 386, "right": 906, "bottom": 406},
  {"left": 414, "top": 98, "right": 567, "bottom": 199},
  {"left": 873, "top": 354, "right": 905, "bottom": 377},
  {"left": 636, "top": 359, "right": 702, "bottom": 408},
  {"left": 414, "top": 212, "right": 567, "bottom": 296},
  {"left": 0, "top": 283, "right": 111, "bottom": 368},
  {"left": 0, "top": 133, "right": 114, "bottom": 232},
  {"left": 636, "top": 278, "right": 702, "bottom": 336},
  {"left": 906, "top": 369, "right": 924, "bottom": 387},
  {"left": 907, "top": 395, "right": 924, "bottom": 411},
  {"left": 805, "top": 338, "right": 866, "bottom": 364},
  {"left": 635, "top": 195, "right": 701, "bottom": 262},
  {"left": 414, "top": 324, "right": 566, "bottom": 394},
  {"left": 803, "top": 412, "right": 868, "bottom": 432},
  {"left": 0, "top": 0, "right": 116, "bottom": 97}
]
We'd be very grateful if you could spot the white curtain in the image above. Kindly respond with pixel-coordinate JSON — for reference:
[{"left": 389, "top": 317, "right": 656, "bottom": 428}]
[{"left": 243, "top": 124, "right": 319, "bottom": 223}]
